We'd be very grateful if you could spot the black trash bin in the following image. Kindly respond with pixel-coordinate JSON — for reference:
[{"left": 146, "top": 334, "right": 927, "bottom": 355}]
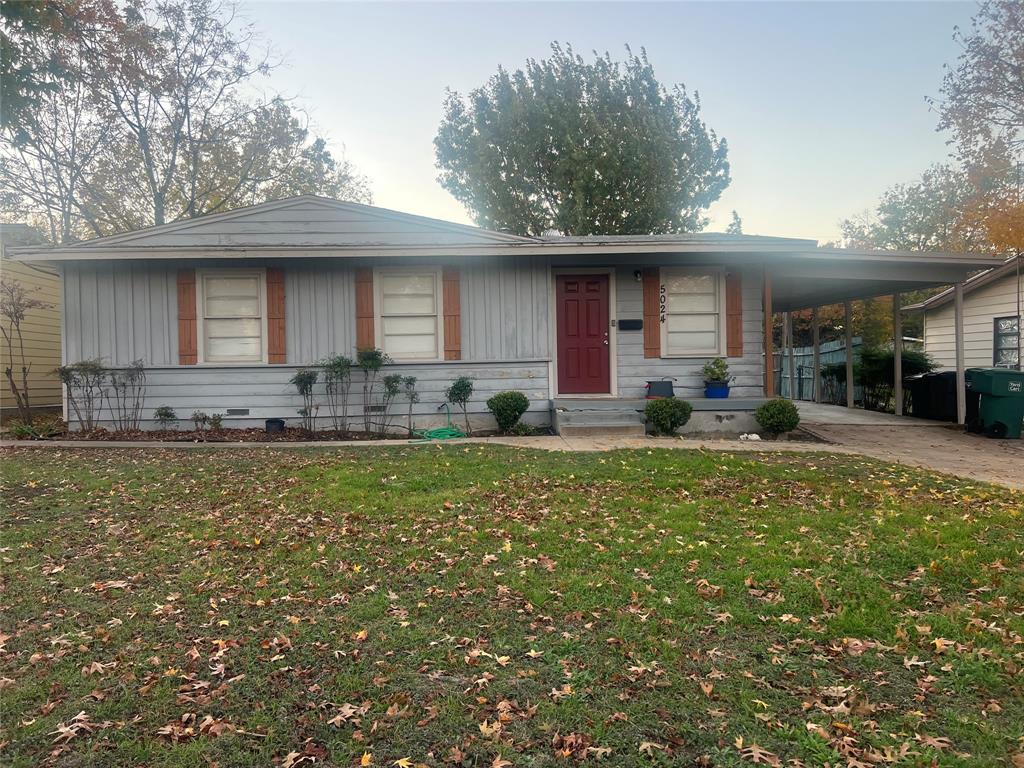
[
  {"left": 905, "top": 373, "right": 930, "bottom": 419},
  {"left": 926, "top": 371, "right": 958, "bottom": 423}
]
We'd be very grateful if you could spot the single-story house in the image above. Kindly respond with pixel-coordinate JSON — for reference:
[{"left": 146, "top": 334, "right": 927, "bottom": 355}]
[
  {"left": 1, "top": 223, "right": 62, "bottom": 421},
  {"left": 8, "top": 196, "right": 1000, "bottom": 433},
  {"left": 905, "top": 256, "right": 1022, "bottom": 371}
]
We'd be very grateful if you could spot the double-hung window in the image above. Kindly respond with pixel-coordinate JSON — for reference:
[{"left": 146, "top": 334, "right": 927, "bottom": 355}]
[
  {"left": 660, "top": 267, "right": 724, "bottom": 356},
  {"left": 994, "top": 316, "right": 1020, "bottom": 368},
  {"left": 198, "top": 270, "right": 267, "bottom": 363},
  {"left": 377, "top": 269, "right": 443, "bottom": 360}
]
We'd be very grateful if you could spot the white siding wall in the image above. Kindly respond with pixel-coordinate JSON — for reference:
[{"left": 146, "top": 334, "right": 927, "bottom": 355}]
[{"left": 923, "top": 271, "right": 1023, "bottom": 369}]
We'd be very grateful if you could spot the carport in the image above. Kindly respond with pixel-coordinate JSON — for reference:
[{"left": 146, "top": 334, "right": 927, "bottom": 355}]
[{"left": 764, "top": 247, "right": 1000, "bottom": 423}]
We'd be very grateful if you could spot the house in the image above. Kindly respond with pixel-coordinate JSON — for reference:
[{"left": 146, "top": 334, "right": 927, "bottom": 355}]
[
  {"left": 7, "top": 196, "right": 998, "bottom": 433},
  {"left": 905, "top": 256, "right": 1022, "bottom": 371},
  {"left": 0, "top": 223, "right": 62, "bottom": 421}
]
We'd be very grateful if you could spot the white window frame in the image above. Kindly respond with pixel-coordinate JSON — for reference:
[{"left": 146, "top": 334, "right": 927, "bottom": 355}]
[
  {"left": 659, "top": 266, "right": 726, "bottom": 358},
  {"left": 373, "top": 267, "right": 445, "bottom": 362},
  {"left": 196, "top": 268, "right": 269, "bottom": 365}
]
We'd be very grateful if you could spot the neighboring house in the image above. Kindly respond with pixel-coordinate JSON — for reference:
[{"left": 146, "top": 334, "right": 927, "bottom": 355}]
[
  {"left": 0, "top": 223, "right": 62, "bottom": 420},
  {"left": 8, "top": 196, "right": 996, "bottom": 433},
  {"left": 906, "top": 256, "right": 1022, "bottom": 370}
]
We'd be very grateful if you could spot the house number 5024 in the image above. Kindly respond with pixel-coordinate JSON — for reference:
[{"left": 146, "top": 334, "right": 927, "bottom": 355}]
[{"left": 659, "top": 284, "right": 667, "bottom": 324}]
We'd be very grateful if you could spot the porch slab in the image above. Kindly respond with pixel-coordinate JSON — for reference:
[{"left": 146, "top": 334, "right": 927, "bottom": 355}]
[
  {"left": 552, "top": 396, "right": 767, "bottom": 435},
  {"left": 553, "top": 397, "right": 767, "bottom": 411},
  {"left": 795, "top": 402, "right": 951, "bottom": 427}
]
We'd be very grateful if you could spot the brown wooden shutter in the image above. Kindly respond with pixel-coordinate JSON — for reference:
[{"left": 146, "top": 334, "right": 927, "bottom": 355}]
[
  {"left": 266, "top": 267, "right": 286, "bottom": 363},
  {"left": 177, "top": 269, "right": 198, "bottom": 365},
  {"left": 725, "top": 270, "right": 743, "bottom": 357},
  {"left": 442, "top": 267, "right": 462, "bottom": 360},
  {"left": 355, "top": 267, "right": 375, "bottom": 350},
  {"left": 642, "top": 267, "right": 661, "bottom": 359}
]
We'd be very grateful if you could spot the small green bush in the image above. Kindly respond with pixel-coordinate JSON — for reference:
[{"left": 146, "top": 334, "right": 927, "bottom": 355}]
[
  {"left": 486, "top": 390, "right": 530, "bottom": 433},
  {"left": 154, "top": 405, "right": 178, "bottom": 429},
  {"left": 755, "top": 398, "right": 800, "bottom": 435},
  {"left": 208, "top": 413, "right": 224, "bottom": 430},
  {"left": 645, "top": 398, "right": 693, "bottom": 435}
]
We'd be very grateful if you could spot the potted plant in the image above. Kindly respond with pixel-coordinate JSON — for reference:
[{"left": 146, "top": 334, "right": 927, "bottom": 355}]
[{"left": 702, "top": 357, "right": 733, "bottom": 399}]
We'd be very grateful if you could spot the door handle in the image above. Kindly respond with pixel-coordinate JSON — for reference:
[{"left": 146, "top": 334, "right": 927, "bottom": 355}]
[{"left": 602, "top": 339, "right": 609, "bottom": 346}]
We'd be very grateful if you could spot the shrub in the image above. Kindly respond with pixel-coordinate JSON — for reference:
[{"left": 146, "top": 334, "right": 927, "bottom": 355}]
[
  {"left": 645, "top": 398, "right": 693, "bottom": 435},
  {"left": 191, "top": 410, "right": 209, "bottom": 431},
  {"left": 56, "top": 359, "right": 107, "bottom": 431},
  {"left": 208, "top": 413, "right": 224, "bottom": 430},
  {"left": 401, "top": 376, "right": 419, "bottom": 435},
  {"left": 154, "top": 405, "right": 178, "bottom": 429},
  {"left": 106, "top": 360, "right": 146, "bottom": 431},
  {"left": 321, "top": 354, "right": 353, "bottom": 432},
  {"left": 357, "top": 347, "right": 391, "bottom": 432},
  {"left": 702, "top": 357, "right": 731, "bottom": 383},
  {"left": 7, "top": 413, "right": 65, "bottom": 440},
  {"left": 755, "top": 398, "right": 800, "bottom": 435},
  {"left": 486, "top": 391, "right": 530, "bottom": 433},
  {"left": 290, "top": 368, "right": 319, "bottom": 431},
  {"left": 445, "top": 376, "right": 474, "bottom": 436},
  {"left": 379, "top": 373, "right": 403, "bottom": 434}
]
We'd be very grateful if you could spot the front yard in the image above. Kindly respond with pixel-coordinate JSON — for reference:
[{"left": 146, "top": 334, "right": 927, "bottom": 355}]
[{"left": 1, "top": 446, "right": 1022, "bottom": 767}]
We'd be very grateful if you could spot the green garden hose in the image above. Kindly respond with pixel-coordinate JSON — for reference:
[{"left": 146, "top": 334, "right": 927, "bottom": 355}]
[{"left": 409, "top": 403, "right": 465, "bottom": 442}]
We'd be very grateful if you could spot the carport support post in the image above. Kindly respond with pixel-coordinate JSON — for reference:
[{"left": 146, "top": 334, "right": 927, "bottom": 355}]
[
  {"left": 763, "top": 266, "right": 775, "bottom": 397},
  {"left": 812, "top": 308, "right": 821, "bottom": 403},
  {"left": 955, "top": 282, "right": 966, "bottom": 425},
  {"left": 844, "top": 300, "right": 855, "bottom": 409},
  {"left": 786, "top": 311, "right": 796, "bottom": 399},
  {"left": 892, "top": 293, "right": 903, "bottom": 416}
]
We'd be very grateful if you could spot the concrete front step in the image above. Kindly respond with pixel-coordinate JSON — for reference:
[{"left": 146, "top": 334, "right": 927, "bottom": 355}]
[{"left": 558, "top": 422, "right": 646, "bottom": 437}]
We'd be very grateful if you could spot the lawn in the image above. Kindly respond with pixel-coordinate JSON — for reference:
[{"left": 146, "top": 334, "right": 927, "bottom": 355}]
[{"left": 1, "top": 445, "right": 1022, "bottom": 768}]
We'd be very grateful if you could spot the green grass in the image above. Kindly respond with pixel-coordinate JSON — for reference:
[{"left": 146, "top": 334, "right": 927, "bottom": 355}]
[{"left": 1, "top": 445, "right": 1022, "bottom": 767}]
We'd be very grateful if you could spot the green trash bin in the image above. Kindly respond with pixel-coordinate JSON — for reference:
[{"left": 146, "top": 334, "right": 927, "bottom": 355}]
[{"left": 965, "top": 368, "right": 1024, "bottom": 439}]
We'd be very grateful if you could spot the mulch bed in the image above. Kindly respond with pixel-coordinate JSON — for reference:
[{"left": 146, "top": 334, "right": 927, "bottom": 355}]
[{"left": 29, "top": 427, "right": 413, "bottom": 442}]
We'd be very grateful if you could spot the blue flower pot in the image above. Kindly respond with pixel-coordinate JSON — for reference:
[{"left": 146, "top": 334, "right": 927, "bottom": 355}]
[{"left": 704, "top": 381, "right": 730, "bottom": 399}]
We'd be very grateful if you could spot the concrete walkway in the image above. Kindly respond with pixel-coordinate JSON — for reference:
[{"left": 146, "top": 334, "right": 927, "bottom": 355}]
[{"left": 4, "top": 413, "right": 1022, "bottom": 490}]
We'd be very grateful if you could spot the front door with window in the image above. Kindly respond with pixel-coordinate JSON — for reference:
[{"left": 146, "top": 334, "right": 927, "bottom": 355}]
[{"left": 556, "top": 274, "right": 611, "bottom": 394}]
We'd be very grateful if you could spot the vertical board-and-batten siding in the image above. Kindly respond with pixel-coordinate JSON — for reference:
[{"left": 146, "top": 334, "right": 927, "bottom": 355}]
[
  {"left": 923, "top": 270, "right": 1023, "bottom": 369},
  {"left": 615, "top": 264, "right": 764, "bottom": 398},
  {"left": 65, "top": 258, "right": 551, "bottom": 367},
  {"left": 63, "top": 261, "right": 178, "bottom": 366}
]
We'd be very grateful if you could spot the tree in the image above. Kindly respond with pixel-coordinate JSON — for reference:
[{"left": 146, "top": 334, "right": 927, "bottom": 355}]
[
  {"left": 935, "top": 0, "right": 1023, "bottom": 166},
  {"left": 1, "top": 277, "right": 51, "bottom": 424},
  {"left": 0, "top": 0, "right": 370, "bottom": 243},
  {"left": 838, "top": 164, "right": 991, "bottom": 253},
  {"left": 435, "top": 43, "right": 729, "bottom": 236},
  {"left": 0, "top": 0, "right": 118, "bottom": 132},
  {"left": 725, "top": 211, "right": 742, "bottom": 234}
]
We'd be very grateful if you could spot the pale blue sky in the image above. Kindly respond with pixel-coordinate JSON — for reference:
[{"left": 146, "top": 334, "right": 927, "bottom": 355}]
[{"left": 240, "top": 1, "right": 974, "bottom": 241}]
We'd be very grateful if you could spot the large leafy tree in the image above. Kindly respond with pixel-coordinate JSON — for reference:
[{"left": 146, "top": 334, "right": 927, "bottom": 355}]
[
  {"left": 435, "top": 44, "right": 730, "bottom": 236},
  {"left": 1, "top": 0, "right": 370, "bottom": 243}
]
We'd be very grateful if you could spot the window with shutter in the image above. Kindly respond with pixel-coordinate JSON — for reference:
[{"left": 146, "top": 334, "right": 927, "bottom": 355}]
[{"left": 197, "top": 270, "right": 268, "bottom": 363}]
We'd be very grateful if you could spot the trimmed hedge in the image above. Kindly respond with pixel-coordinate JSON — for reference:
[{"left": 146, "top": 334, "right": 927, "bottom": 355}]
[
  {"left": 486, "top": 390, "right": 530, "bottom": 433},
  {"left": 755, "top": 398, "right": 800, "bottom": 435},
  {"left": 645, "top": 398, "right": 693, "bottom": 435}
]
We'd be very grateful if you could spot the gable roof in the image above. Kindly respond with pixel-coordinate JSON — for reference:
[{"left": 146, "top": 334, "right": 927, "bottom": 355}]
[
  {"left": 903, "top": 256, "right": 1022, "bottom": 311},
  {"left": 12, "top": 196, "right": 531, "bottom": 255}
]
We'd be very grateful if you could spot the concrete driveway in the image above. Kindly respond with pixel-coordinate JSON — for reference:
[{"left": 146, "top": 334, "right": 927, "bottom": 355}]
[{"left": 794, "top": 402, "right": 1024, "bottom": 490}]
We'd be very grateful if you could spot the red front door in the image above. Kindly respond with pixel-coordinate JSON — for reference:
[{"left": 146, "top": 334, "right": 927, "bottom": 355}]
[{"left": 556, "top": 274, "right": 611, "bottom": 394}]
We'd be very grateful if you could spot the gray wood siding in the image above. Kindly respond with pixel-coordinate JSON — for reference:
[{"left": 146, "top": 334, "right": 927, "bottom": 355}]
[
  {"left": 62, "top": 261, "right": 178, "bottom": 366},
  {"left": 614, "top": 264, "right": 764, "bottom": 398},
  {"left": 462, "top": 255, "right": 551, "bottom": 361},
  {"left": 77, "top": 361, "right": 551, "bottom": 431},
  {"left": 63, "top": 258, "right": 553, "bottom": 367}
]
